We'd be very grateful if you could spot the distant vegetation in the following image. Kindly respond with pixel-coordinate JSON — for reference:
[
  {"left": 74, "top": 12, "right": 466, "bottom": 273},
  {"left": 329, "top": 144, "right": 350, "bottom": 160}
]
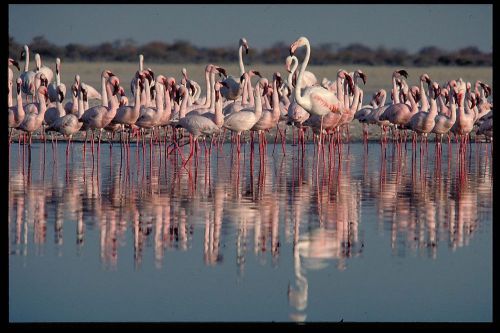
[{"left": 9, "top": 35, "right": 492, "bottom": 67}]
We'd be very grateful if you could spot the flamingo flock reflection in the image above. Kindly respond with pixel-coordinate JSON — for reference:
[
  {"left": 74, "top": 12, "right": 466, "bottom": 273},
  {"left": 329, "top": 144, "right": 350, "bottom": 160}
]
[{"left": 9, "top": 135, "right": 492, "bottom": 322}]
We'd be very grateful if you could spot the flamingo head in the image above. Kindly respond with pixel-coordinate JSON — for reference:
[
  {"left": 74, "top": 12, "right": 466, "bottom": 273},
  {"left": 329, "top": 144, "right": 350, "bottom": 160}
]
[
  {"left": 214, "top": 66, "right": 227, "bottom": 78},
  {"left": 20, "top": 45, "right": 28, "bottom": 60},
  {"left": 239, "top": 73, "right": 247, "bottom": 84},
  {"left": 289, "top": 37, "right": 308, "bottom": 56},
  {"left": 16, "top": 78, "right": 22, "bottom": 94},
  {"left": 205, "top": 64, "right": 214, "bottom": 73},
  {"left": 71, "top": 83, "right": 78, "bottom": 98},
  {"left": 356, "top": 70, "right": 367, "bottom": 85},
  {"left": 9, "top": 58, "right": 20, "bottom": 71},
  {"left": 480, "top": 82, "right": 492, "bottom": 98},
  {"left": 120, "top": 96, "right": 129, "bottom": 107},
  {"left": 411, "top": 86, "right": 420, "bottom": 102},
  {"left": 466, "top": 81, "right": 472, "bottom": 92},
  {"left": 38, "top": 86, "right": 49, "bottom": 100},
  {"left": 431, "top": 82, "right": 440, "bottom": 98},
  {"left": 273, "top": 72, "right": 282, "bottom": 88},
  {"left": 240, "top": 38, "right": 249, "bottom": 54},
  {"left": 109, "top": 76, "right": 120, "bottom": 95},
  {"left": 103, "top": 70, "right": 115, "bottom": 78},
  {"left": 181, "top": 68, "right": 188, "bottom": 79},
  {"left": 39, "top": 73, "right": 48, "bottom": 87},
  {"left": 394, "top": 69, "right": 408, "bottom": 79},
  {"left": 56, "top": 85, "right": 65, "bottom": 103},
  {"left": 345, "top": 73, "right": 355, "bottom": 94},
  {"left": 337, "top": 69, "right": 349, "bottom": 79},
  {"left": 249, "top": 70, "right": 261, "bottom": 78}
]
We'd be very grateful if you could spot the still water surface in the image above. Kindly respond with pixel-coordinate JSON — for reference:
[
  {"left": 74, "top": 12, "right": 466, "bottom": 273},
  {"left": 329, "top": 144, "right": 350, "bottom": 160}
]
[{"left": 8, "top": 141, "right": 492, "bottom": 322}]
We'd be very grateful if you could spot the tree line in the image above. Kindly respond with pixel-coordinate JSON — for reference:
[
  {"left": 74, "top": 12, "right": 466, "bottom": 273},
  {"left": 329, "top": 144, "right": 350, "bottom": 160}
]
[{"left": 9, "top": 35, "right": 492, "bottom": 67}]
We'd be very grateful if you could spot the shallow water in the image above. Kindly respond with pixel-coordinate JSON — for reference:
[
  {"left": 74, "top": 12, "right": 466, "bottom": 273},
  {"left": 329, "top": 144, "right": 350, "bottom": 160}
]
[{"left": 8, "top": 140, "right": 493, "bottom": 322}]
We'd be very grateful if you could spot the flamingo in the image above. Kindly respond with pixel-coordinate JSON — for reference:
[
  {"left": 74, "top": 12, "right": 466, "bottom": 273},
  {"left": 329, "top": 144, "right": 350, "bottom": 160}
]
[
  {"left": 79, "top": 70, "right": 120, "bottom": 148},
  {"left": 23, "top": 74, "right": 49, "bottom": 115},
  {"left": 18, "top": 85, "right": 49, "bottom": 145},
  {"left": 451, "top": 83, "right": 477, "bottom": 144},
  {"left": 221, "top": 38, "right": 249, "bottom": 101},
  {"left": 432, "top": 85, "right": 457, "bottom": 143},
  {"left": 48, "top": 58, "right": 66, "bottom": 104},
  {"left": 409, "top": 81, "right": 441, "bottom": 141},
  {"left": 337, "top": 70, "right": 367, "bottom": 136},
  {"left": 34, "top": 53, "right": 54, "bottom": 84},
  {"left": 130, "top": 54, "right": 144, "bottom": 97},
  {"left": 46, "top": 84, "right": 85, "bottom": 153},
  {"left": 111, "top": 71, "right": 144, "bottom": 133},
  {"left": 44, "top": 85, "right": 66, "bottom": 144},
  {"left": 177, "top": 82, "right": 226, "bottom": 163},
  {"left": 19, "top": 45, "right": 36, "bottom": 102},
  {"left": 135, "top": 78, "right": 165, "bottom": 144},
  {"left": 8, "top": 78, "right": 26, "bottom": 142},
  {"left": 289, "top": 36, "right": 343, "bottom": 145},
  {"left": 285, "top": 55, "right": 317, "bottom": 88},
  {"left": 223, "top": 82, "right": 263, "bottom": 153},
  {"left": 251, "top": 73, "right": 282, "bottom": 147},
  {"left": 8, "top": 58, "right": 20, "bottom": 86}
]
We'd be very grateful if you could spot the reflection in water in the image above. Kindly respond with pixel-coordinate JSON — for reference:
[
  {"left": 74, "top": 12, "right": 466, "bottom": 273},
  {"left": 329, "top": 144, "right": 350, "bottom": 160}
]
[{"left": 8, "top": 140, "right": 492, "bottom": 322}]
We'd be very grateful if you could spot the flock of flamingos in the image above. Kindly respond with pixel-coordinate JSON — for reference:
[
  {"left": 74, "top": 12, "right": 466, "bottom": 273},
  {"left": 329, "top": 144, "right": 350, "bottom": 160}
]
[{"left": 7, "top": 36, "right": 493, "bottom": 164}]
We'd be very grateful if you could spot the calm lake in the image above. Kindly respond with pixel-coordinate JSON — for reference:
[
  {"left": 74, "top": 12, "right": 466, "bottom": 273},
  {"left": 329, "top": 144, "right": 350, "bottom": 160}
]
[{"left": 8, "top": 140, "right": 493, "bottom": 322}]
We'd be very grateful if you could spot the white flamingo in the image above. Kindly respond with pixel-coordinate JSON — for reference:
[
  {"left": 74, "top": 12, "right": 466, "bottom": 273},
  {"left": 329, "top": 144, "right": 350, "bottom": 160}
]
[
  {"left": 289, "top": 36, "right": 343, "bottom": 144},
  {"left": 223, "top": 83, "right": 263, "bottom": 153},
  {"left": 18, "top": 85, "right": 49, "bottom": 145},
  {"left": 48, "top": 58, "right": 66, "bottom": 104},
  {"left": 19, "top": 45, "right": 36, "bottom": 102}
]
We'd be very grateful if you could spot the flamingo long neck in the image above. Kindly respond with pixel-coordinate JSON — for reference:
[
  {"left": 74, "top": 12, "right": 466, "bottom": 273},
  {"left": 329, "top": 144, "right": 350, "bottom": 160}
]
[
  {"left": 391, "top": 76, "right": 400, "bottom": 104},
  {"left": 155, "top": 83, "right": 164, "bottom": 117},
  {"left": 179, "top": 90, "right": 189, "bottom": 119},
  {"left": 407, "top": 89, "right": 418, "bottom": 114},
  {"left": 253, "top": 86, "right": 262, "bottom": 120},
  {"left": 437, "top": 94, "right": 448, "bottom": 115},
  {"left": 247, "top": 77, "right": 255, "bottom": 106},
  {"left": 420, "top": 80, "right": 430, "bottom": 111},
  {"left": 288, "top": 57, "right": 298, "bottom": 88},
  {"left": 238, "top": 44, "right": 245, "bottom": 76},
  {"left": 35, "top": 54, "right": 41, "bottom": 71},
  {"left": 241, "top": 74, "right": 249, "bottom": 105},
  {"left": 56, "top": 61, "right": 61, "bottom": 85},
  {"left": 357, "top": 88, "right": 364, "bottom": 111},
  {"left": 8, "top": 82, "right": 13, "bottom": 107},
  {"left": 271, "top": 78, "right": 280, "bottom": 122},
  {"left": 457, "top": 92, "right": 465, "bottom": 121},
  {"left": 349, "top": 76, "right": 361, "bottom": 113},
  {"left": 139, "top": 56, "right": 144, "bottom": 72},
  {"left": 343, "top": 80, "right": 350, "bottom": 111},
  {"left": 105, "top": 82, "right": 117, "bottom": 111},
  {"left": 163, "top": 87, "right": 172, "bottom": 121},
  {"left": 77, "top": 90, "right": 84, "bottom": 118},
  {"left": 464, "top": 92, "right": 474, "bottom": 116},
  {"left": 16, "top": 87, "right": 25, "bottom": 120},
  {"left": 134, "top": 80, "right": 141, "bottom": 112},
  {"left": 101, "top": 75, "right": 108, "bottom": 108},
  {"left": 214, "top": 93, "right": 223, "bottom": 128},
  {"left": 337, "top": 75, "right": 345, "bottom": 106},
  {"left": 429, "top": 92, "right": 438, "bottom": 117},
  {"left": 208, "top": 72, "right": 216, "bottom": 110},
  {"left": 56, "top": 91, "right": 65, "bottom": 117},
  {"left": 36, "top": 92, "right": 47, "bottom": 120},
  {"left": 144, "top": 79, "right": 151, "bottom": 107},
  {"left": 294, "top": 42, "right": 312, "bottom": 111},
  {"left": 264, "top": 93, "right": 271, "bottom": 109},
  {"left": 23, "top": 47, "right": 29, "bottom": 72},
  {"left": 203, "top": 69, "right": 211, "bottom": 108},
  {"left": 449, "top": 94, "right": 457, "bottom": 124},
  {"left": 379, "top": 91, "right": 387, "bottom": 110}
]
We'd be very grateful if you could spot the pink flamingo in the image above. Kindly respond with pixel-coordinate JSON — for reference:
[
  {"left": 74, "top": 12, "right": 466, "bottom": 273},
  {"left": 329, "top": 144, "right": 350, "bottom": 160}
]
[
  {"left": 432, "top": 85, "right": 457, "bottom": 143},
  {"left": 79, "top": 70, "right": 120, "bottom": 148},
  {"left": 289, "top": 37, "right": 343, "bottom": 146},
  {"left": 223, "top": 82, "right": 263, "bottom": 153},
  {"left": 8, "top": 78, "right": 26, "bottom": 142},
  {"left": 19, "top": 45, "right": 36, "bottom": 102},
  {"left": 409, "top": 81, "right": 441, "bottom": 141},
  {"left": 17, "top": 85, "right": 49, "bottom": 145}
]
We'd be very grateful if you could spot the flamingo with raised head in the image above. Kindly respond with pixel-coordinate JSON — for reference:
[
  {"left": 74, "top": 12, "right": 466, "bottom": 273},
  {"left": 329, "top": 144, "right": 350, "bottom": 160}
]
[
  {"left": 19, "top": 45, "right": 36, "bottom": 102},
  {"left": 18, "top": 85, "right": 49, "bottom": 145},
  {"left": 223, "top": 83, "right": 263, "bottom": 153},
  {"left": 221, "top": 38, "right": 249, "bottom": 101},
  {"left": 8, "top": 78, "right": 26, "bottom": 142},
  {"left": 34, "top": 53, "right": 54, "bottom": 84},
  {"left": 48, "top": 58, "right": 66, "bottom": 104},
  {"left": 289, "top": 37, "right": 343, "bottom": 145}
]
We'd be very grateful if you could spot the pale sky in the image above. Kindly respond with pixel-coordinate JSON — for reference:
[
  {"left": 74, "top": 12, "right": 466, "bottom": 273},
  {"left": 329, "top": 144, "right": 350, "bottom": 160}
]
[{"left": 9, "top": 4, "right": 492, "bottom": 53}]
